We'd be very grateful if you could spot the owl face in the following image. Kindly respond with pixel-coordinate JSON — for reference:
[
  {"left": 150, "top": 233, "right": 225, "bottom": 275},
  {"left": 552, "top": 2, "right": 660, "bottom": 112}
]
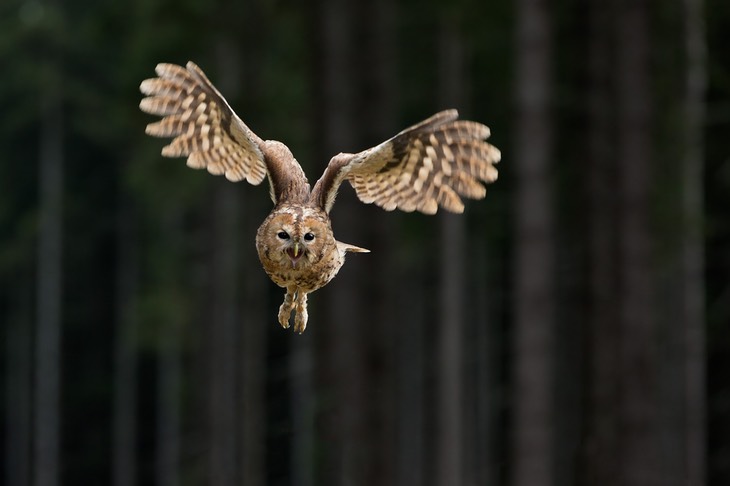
[{"left": 256, "top": 205, "right": 333, "bottom": 269}]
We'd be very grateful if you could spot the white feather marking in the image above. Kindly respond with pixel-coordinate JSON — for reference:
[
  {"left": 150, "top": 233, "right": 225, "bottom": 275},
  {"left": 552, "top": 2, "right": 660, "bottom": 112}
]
[
  {"left": 414, "top": 163, "right": 430, "bottom": 193},
  {"left": 425, "top": 145, "right": 438, "bottom": 161},
  {"left": 442, "top": 143, "right": 454, "bottom": 161}
]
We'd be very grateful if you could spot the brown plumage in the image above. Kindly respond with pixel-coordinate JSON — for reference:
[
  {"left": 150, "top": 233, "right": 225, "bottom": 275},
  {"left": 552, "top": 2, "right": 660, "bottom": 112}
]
[{"left": 140, "top": 61, "right": 501, "bottom": 332}]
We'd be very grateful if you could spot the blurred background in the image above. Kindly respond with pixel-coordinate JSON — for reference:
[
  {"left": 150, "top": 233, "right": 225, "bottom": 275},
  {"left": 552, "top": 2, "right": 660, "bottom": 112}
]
[{"left": 1, "top": 0, "right": 729, "bottom": 485}]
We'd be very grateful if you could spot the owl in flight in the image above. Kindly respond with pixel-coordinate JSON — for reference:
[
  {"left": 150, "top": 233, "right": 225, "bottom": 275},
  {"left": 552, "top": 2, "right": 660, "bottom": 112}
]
[{"left": 140, "top": 62, "right": 500, "bottom": 333}]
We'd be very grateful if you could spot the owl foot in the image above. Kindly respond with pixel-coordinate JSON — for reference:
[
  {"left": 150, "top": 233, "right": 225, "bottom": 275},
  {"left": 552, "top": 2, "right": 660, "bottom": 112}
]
[
  {"left": 278, "top": 289, "right": 296, "bottom": 329},
  {"left": 293, "top": 292, "right": 309, "bottom": 333},
  {"left": 293, "top": 307, "right": 308, "bottom": 333}
]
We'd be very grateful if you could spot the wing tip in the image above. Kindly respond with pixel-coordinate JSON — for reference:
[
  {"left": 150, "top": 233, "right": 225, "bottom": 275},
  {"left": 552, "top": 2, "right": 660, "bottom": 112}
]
[
  {"left": 426, "top": 109, "right": 460, "bottom": 127},
  {"left": 154, "top": 62, "right": 179, "bottom": 77},
  {"left": 441, "top": 108, "right": 459, "bottom": 119},
  {"left": 185, "top": 61, "right": 203, "bottom": 77},
  {"left": 138, "top": 96, "right": 159, "bottom": 113}
]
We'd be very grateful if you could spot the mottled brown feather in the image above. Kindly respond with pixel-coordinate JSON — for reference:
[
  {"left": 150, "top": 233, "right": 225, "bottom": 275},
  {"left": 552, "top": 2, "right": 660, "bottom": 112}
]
[
  {"left": 140, "top": 62, "right": 268, "bottom": 185},
  {"left": 311, "top": 110, "right": 501, "bottom": 215}
]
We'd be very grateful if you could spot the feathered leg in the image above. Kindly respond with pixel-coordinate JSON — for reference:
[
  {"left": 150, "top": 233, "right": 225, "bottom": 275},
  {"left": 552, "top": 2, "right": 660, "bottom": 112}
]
[
  {"left": 278, "top": 287, "right": 296, "bottom": 329},
  {"left": 293, "top": 291, "right": 309, "bottom": 334}
]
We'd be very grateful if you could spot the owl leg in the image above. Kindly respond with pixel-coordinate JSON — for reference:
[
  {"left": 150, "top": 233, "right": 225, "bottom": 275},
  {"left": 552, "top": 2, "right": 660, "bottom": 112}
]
[
  {"left": 278, "top": 287, "right": 297, "bottom": 329},
  {"left": 293, "top": 291, "right": 309, "bottom": 334}
]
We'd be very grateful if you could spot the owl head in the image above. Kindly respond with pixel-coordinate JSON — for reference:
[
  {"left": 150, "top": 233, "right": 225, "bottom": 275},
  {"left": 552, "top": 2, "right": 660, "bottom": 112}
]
[{"left": 256, "top": 205, "right": 333, "bottom": 269}]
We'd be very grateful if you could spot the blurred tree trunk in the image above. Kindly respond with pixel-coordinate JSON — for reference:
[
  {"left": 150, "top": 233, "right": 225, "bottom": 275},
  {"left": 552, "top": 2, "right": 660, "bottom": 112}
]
[
  {"left": 354, "top": 0, "right": 398, "bottom": 484},
  {"left": 313, "top": 0, "right": 364, "bottom": 484},
  {"left": 313, "top": 1, "right": 399, "bottom": 483},
  {"left": 34, "top": 83, "right": 64, "bottom": 486},
  {"left": 207, "top": 181, "right": 239, "bottom": 486},
  {"left": 241, "top": 190, "right": 267, "bottom": 486},
  {"left": 290, "top": 329, "right": 314, "bottom": 486},
  {"left": 396, "top": 271, "right": 426, "bottom": 486},
  {"left": 234, "top": 32, "right": 268, "bottom": 486},
  {"left": 6, "top": 275, "right": 33, "bottom": 486},
  {"left": 511, "top": 0, "right": 554, "bottom": 485},
  {"left": 681, "top": 0, "right": 707, "bottom": 482},
  {"left": 192, "top": 4, "right": 270, "bottom": 484},
  {"left": 156, "top": 211, "right": 183, "bottom": 486},
  {"left": 113, "top": 194, "right": 138, "bottom": 486},
  {"left": 241, "top": 241, "right": 267, "bottom": 486},
  {"left": 581, "top": 0, "right": 620, "bottom": 484},
  {"left": 470, "top": 240, "right": 498, "bottom": 486},
  {"left": 580, "top": 3, "right": 704, "bottom": 485},
  {"left": 615, "top": 3, "right": 658, "bottom": 485},
  {"left": 207, "top": 43, "right": 242, "bottom": 486},
  {"left": 436, "top": 20, "right": 467, "bottom": 486},
  {"left": 649, "top": 1, "right": 708, "bottom": 485}
]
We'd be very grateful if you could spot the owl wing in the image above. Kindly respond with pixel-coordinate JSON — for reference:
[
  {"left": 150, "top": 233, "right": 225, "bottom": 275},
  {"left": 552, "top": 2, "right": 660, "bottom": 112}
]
[
  {"left": 311, "top": 110, "right": 501, "bottom": 215},
  {"left": 139, "top": 62, "right": 269, "bottom": 185}
]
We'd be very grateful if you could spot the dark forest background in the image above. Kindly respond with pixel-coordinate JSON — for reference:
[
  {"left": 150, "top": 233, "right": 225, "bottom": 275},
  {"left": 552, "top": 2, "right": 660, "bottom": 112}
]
[{"left": 1, "top": 0, "right": 729, "bottom": 485}]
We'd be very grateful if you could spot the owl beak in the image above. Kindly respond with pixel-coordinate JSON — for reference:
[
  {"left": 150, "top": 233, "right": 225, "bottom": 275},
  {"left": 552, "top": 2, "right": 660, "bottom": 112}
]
[{"left": 285, "top": 243, "right": 303, "bottom": 266}]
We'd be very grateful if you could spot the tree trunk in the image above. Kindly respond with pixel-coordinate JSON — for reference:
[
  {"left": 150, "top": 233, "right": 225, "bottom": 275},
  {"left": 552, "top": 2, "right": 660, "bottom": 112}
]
[
  {"left": 396, "top": 270, "right": 426, "bottom": 486},
  {"left": 210, "top": 5, "right": 270, "bottom": 486},
  {"left": 5, "top": 275, "right": 33, "bottom": 486},
  {"left": 436, "top": 20, "right": 467, "bottom": 486},
  {"left": 156, "top": 211, "right": 183, "bottom": 486},
  {"left": 34, "top": 85, "right": 64, "bottom": 486},
  {"left": 354, "top": 0, "right": 399, "bottom": 484},
  {"left": 208, "top": 44, "right": 242, "bottom": 486},
  {"left": 240, "top": 174, "right": 267, "bottom": 486},
  {"left": 113, "top": 193, "right": 138, "bottom": 486},
  {"left": 581, "top": 0, "right": 620, "bottom": 483},
  {"left": 682, "top": 0, "right": 707, "bottom": 482},
  {"left": 511, "top": 1, "right": 554, "bottom": 485},
  {"left": 238, "top": 118, "right": 267, "bottom": 486},
  {"left": 313, "top": 1, "right": 364, "bottom": 484},
  {"left": 615, "top": 2, "right": 658, "bottom": 485},
  {"left": 471, "top": 239, "right": 498, "bottom": 486},
  {"left": 207, "top": 180, "right": 239, "bottom": 486}
]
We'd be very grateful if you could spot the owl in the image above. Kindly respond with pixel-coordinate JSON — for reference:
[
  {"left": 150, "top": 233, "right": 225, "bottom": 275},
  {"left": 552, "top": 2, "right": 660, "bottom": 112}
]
[{"left": 139, "top": 62, "right": 500, "bottom": 333}]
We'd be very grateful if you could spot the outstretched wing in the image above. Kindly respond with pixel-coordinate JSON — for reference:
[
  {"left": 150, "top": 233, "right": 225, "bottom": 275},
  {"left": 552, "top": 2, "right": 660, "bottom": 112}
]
[
  {"left": 139, "top": 61, "right": 268, "bottom": 184},
  {"left": 311, "top": 110, "right": 500, "bottom": 214}
]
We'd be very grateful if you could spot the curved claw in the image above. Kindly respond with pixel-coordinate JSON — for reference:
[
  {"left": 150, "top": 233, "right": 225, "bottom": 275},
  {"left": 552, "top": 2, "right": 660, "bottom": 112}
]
[
  {"left": 277, "top": 288, "right": 309, "bottom": 333},
  {"left": 278, "top": 288, "right": 296, "bottom": 329},
  {"left": 293, "top": 292, "right": 309, "bottom": 333}
]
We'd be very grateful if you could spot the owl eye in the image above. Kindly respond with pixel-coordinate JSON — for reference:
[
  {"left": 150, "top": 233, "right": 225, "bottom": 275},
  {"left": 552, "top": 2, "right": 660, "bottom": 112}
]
[
  {"left": 277, "top": 231, "right": 290, "bottom": 240},
  {"left": 303, "top": 232, "right": 315, "bottom": 241}
]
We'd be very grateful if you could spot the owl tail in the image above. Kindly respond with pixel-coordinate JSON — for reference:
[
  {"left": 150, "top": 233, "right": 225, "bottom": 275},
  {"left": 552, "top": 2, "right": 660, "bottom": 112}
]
[{"left": 336, "top": 241, "right": 370, "bottom": 254}]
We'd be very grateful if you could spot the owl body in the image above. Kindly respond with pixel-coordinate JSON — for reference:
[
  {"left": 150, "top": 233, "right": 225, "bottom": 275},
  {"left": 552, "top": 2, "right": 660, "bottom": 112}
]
[
  {"left": 256, "top": 203, "right": 368, "bottom": 332},
  {"left": 140, "top": 62, "right": 500, "bottom": 333}
]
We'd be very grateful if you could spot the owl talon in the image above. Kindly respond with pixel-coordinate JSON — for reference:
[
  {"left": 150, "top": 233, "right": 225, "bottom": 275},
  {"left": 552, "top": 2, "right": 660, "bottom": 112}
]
[
  {"left": 293, "top": 292, "right": 309, "bottom": 333},
  {"left": 293, "top": 308, "right": 308, "bottom": 333},
  {"left": 278, "top": 290, "right": 297, "bottom": 329},
  {"left": 278, "top": 305, "right": 292, "bottom": 328}
]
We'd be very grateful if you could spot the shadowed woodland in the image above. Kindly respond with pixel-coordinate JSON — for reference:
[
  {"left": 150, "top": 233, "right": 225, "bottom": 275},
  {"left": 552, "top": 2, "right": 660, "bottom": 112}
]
[{"left": 2, "top": 0, "right": 730, "bottom": 485}]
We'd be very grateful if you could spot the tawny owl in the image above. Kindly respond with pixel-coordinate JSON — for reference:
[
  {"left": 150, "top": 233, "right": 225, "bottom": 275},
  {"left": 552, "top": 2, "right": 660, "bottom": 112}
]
[{"left": 139, "top": 62, "right": 500, "bottom": 333}]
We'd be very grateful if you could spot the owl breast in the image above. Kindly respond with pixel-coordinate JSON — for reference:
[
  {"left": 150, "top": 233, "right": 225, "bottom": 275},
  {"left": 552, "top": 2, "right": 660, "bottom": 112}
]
[{"left": 255, "top": 205, "right": 345, "bottom": 293}]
